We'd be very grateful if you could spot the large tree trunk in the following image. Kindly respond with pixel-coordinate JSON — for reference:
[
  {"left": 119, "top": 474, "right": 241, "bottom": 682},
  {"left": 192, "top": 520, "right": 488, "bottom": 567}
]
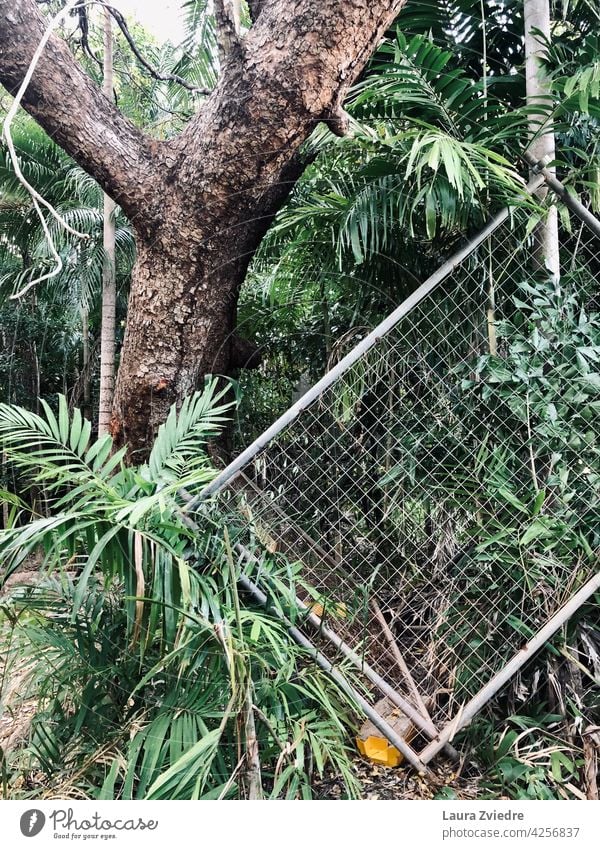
[
  {"left": 111, "top": 236, "right": 241, "bottom": 458},
  {"left": 111, "top": 147, "right": 304, "bottom": 455},
  {"left": 0, "top": 0, "right": 406, "bottom": 459}
]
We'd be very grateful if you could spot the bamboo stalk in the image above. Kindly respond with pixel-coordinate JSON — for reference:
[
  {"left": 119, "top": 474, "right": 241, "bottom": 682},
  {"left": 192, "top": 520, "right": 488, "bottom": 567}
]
[
  {"left": 370, "top": 600, "right": 432, "bottom": 722},
  {"left": 244, "top": 680, "right": 263, "bottom": 800}
]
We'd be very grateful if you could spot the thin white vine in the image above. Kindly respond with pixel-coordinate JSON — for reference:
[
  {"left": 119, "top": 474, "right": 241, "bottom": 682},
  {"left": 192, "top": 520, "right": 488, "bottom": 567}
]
[{"left": 2, "top": 0, "right": 96, "bottom": 298}]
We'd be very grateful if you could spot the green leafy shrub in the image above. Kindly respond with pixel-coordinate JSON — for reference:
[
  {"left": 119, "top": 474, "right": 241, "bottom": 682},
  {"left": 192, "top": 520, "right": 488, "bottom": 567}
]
[{"left": 0, "top": 382, "right": 360, "bottom": 800}]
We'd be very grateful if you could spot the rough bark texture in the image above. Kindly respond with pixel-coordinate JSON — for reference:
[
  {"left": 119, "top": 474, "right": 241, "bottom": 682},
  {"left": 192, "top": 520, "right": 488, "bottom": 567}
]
[
  {"left": 0, "top": 0, "right": 407, "bottom": 458},
  {"left": 214, "top": 0, "right": 241, "bottom": 63},
  {"left": 247, "top": 0, "right": 267, "bottom": 23}
]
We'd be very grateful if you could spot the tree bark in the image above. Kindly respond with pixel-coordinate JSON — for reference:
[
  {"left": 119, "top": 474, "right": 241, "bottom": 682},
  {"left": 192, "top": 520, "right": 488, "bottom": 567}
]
[
  {"left": 214, "top": 0, "right": 241, "bottom": 64},
  {"left": 247, "top": 0, "right": 267, "bottom": 23},
  {"left": 0, "top": 0, "right": 407, "bottom": 458},
  {"left": 98, "top": 7, "right": 117, "bottom": 436}
]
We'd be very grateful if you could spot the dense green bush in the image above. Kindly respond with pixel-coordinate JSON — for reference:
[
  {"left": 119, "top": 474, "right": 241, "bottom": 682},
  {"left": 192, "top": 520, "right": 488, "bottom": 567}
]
[{"left": 0, "top": 383, "right": 360, "bottom": 799}]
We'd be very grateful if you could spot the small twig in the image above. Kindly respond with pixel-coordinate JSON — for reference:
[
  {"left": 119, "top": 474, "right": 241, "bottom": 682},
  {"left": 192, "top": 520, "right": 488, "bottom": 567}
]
[
  {"left": 371, "top": 600, "right": 432, "bottom": 722},
  {"left": 100, "top": 3, "right": 212, "bottom": 95},
  {"left": 75, "top": 2, "right": 103, "bottom": 71}
]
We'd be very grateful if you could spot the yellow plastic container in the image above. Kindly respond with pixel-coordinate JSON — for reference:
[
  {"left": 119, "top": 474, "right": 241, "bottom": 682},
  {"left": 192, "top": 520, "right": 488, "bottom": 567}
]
[
  {"left": 310, "top": 601, "right": 347, "bottom": 619},
  {"left": 356, "top": 735, "right": 404, "bottom": 768},
  {"left": 356, "top": 695, "right": 422, "bottom": 768}
]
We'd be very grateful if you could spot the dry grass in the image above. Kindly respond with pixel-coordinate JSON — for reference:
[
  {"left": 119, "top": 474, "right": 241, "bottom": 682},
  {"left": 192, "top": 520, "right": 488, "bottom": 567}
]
[{"left": 315, "top": 753, "right": 483, "bottom": 800}]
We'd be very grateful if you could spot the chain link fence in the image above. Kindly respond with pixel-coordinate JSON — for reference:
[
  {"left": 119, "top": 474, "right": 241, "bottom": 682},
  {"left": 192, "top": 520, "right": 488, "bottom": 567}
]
[{"left": 188, "top": 174, "right": 600, "bottom": 770}]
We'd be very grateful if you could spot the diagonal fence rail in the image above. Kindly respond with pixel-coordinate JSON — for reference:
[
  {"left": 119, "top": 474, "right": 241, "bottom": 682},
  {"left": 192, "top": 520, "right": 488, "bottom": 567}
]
[{"left": 185, "top": 168, "right": 600, "bottom": 769}]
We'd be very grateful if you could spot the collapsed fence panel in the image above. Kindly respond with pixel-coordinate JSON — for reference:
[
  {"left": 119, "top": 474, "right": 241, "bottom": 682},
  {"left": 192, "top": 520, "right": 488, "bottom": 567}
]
[{"left": 188, "top": 179, "right": 600, "bottom": 766}]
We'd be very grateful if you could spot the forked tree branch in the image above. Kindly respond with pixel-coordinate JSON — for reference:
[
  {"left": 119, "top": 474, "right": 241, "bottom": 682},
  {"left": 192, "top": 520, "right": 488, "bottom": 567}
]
[
  {"left": 1, "top": 0, "right": 406, "bottom": 224},
  {"left": 176, "top": 0, "right": 405, "bottom": 189}
]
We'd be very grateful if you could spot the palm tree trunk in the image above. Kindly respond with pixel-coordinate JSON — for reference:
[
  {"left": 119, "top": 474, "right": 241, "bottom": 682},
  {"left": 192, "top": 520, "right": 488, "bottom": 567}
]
[
  {"left": 81, "top": 305, "right": 91, "bottom": 421},
  {"left": 524, "top": 0, "right": 560, "bottom": 282},
  {"left": 98, "top": 7, "right": 117, "bottom": 436}
]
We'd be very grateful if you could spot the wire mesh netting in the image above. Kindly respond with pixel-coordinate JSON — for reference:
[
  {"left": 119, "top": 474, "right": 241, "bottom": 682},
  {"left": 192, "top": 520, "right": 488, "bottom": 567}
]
[{"left": 196, "top": 198, "right": 600, "bottom": 764}]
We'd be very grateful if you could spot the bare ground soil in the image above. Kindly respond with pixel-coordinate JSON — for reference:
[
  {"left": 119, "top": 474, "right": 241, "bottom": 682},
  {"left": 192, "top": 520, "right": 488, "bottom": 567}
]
[
  {"left": 0, "top": 557, "right": 46, "bottom": 757},
  {"left": 315, "top": 753, "right": 484, "bottom": 800}
]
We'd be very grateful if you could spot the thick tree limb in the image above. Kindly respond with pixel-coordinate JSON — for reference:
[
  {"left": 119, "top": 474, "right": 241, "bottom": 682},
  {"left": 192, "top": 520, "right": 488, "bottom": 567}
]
[
  {"left": 0, "top": 0, "right": 408, "bottom": 455},
  {"left": 173, "top": 0, "right": 405, "bottom": 210},
  {"left": 0, "top": 0, "right": 156, "bottom": 219}
]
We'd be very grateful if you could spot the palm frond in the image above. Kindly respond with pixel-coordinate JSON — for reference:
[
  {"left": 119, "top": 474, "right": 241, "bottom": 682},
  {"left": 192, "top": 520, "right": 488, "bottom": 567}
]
[{"left": 147, "top": 379, "right": 234, "bottom": 482}]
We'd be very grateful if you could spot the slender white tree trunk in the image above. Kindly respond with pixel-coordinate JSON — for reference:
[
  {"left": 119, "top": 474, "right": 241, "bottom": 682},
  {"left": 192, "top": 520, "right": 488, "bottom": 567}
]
[
  {"left": 1, "top": 451, "right": 9, "bottom": 529},
  {"left": 524, "top": 0, "right": 560, "bottom": 282},
  {"left": 81, "top": 305, "right": 91, "bottom": 421},
  {"left": 98, "top": 7, "right": 117, "bottom": 435}
]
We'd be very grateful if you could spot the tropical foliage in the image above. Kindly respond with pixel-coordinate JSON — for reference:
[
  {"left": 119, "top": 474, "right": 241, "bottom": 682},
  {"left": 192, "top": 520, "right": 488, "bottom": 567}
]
[
  {"left": 0, "top": 0, "right": 599, "bottom": 802},
  {"left": 234, "top": 0, "right": 600, "bottom": 444},
  {"left": 0, "top": 118, "right": 134, "bottom": 415},
  {"left": 0, "top": 383, "right": 360, "bottom": 799}
]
